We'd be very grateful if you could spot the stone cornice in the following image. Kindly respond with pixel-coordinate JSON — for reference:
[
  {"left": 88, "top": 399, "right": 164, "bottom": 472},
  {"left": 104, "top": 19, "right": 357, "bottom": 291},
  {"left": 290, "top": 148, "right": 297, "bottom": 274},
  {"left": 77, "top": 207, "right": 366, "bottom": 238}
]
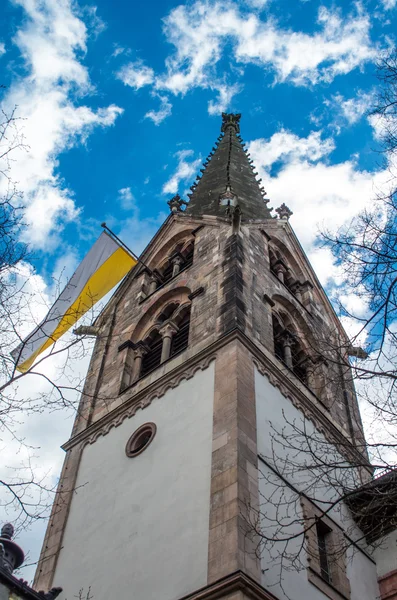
[
  {"left": 177, "top": 571, "right": 279, "bottom": 600},
  {"left": 62, "top": 352, "right": 216, "bottom": 451},
  {"left": 62, "top": 329, "right": 370, "bottom": 471}
]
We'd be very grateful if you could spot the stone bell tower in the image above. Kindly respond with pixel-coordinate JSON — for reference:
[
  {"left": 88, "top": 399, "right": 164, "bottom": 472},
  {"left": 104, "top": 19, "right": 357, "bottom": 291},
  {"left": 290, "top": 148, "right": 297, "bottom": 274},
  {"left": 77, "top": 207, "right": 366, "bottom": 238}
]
[{"left": 34, "top": 114, "right": 382, "bottom": 600}]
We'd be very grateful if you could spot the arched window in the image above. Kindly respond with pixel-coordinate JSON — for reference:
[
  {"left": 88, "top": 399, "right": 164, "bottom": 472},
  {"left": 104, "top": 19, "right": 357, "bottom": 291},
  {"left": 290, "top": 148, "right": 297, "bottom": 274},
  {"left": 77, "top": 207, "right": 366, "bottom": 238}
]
[
  {"left": 268, "top": 243, "right": 305, "bottom": 301},
  {"left": 140, "top": 330, "right": 162, "bottom": 377},
  {"left": 284, "top": 270, "right": 296, "bottom": 295},
  {"left": 182, "top": 241, "right": 194, "bottom": 269},
  {"left": 157, "top": 302, "right": 180, "bottom": 324},
  {"left": 291, "top": 339, "right": 308, "bottom": 385},
  {"left": 154, "top": 239, "right": 195, "bottom": 290},
  {"left": 170, "top": 308, "right": 191, "bottom": 356},
  {"left": 137, "top": 305, "right": 191, "bottom": 379},
  {"left": 161, "top": 261, "right": 174, "bottom": 285},
  {"left": 269, "top": 247, "right": 279, "bottom": 277},
  {"left": 272, "top": 311, "right": 309, "bottom": 387},
  {"left": 272, "top": 314, "right": 285, "bottom": 362}
]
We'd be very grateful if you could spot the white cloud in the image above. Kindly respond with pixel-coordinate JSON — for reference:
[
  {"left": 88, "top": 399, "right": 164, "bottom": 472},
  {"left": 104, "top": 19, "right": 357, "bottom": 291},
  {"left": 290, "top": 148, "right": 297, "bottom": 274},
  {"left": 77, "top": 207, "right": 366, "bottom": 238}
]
[
  {"left": 1, "top": 348, "right": 93, "bottom": 582},
  {"left": 162, "top": 149, "right": 202, "bottom": 195},
  {"left": 82, "top": 5, "right": 106, "bottom": 38},
  {"left": 118, "top": 186, "right": 135, "bottom": 210},
  {"left": 1, "top": 0, "right": 123, "bottom": 249},
  {"left": 248, "top": 129, "right": 389, "bottom": 289},
  {"left": 119, "top": 1, "right": 378, "bottom": 120},
  {"left": 159, "top": 1, "right": 377, "bottom": 91},
  {"left": 245, "top": 0, "right": 271, "bottom": 8},
  {"left": 145, "top": 94, "right": 172, "bottom": 125},
  {"left": 208, "top": 83, "right": 241, "bottom": 115},
  {"left": 324, "top": 90, "right": 376, "bottom": 129},
  {"left": 0, "top": 42, "right": 5, "bottom": 56},
  {"left": 112, "top": 44, "right": 127, "bottom": 58},
  {"left": 0, "top": 256, "right": 97, "bottom": 582},
  {"left": 381, "top": 0, "right": 397, "bottom": 9},
  {"left": 249, "top": 130, "right": 335, "bottom": 170},
  {"left": 338, "top": 92, "right": 375, "bottom": 124},
  {"left": 116, "top": 60, "right": 155, "bottom": 89}
]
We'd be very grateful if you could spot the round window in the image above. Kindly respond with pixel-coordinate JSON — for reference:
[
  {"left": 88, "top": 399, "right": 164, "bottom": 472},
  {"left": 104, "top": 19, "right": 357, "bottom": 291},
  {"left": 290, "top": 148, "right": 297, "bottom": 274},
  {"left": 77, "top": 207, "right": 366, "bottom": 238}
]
[{"left": 125, "top": 423, "right": 157, "bottom": 457}]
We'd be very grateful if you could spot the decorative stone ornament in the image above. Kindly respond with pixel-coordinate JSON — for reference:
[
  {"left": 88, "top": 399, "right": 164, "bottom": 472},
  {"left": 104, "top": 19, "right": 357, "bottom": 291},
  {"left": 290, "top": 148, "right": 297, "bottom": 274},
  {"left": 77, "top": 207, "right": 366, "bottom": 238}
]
[
  {"left": 219, "top": 184, "right": 238, "bottom": 208},
  {"left": 221, "top": 112, "right": 241, "bottom": 133},
  {"left": 0, "top": 522, "right": 24, "bottom": 573},
  {"left": 167, "top": 194, "right": 188, "bottom": 213},
  {"left": 126, "top": 423, "right": 157, "bottom": 458},
  {"left": 72, "top": 325, "right": 99, "bottom": 337},
  {"left": 275, "top": 203, "right": 293, "bottom": 220}
]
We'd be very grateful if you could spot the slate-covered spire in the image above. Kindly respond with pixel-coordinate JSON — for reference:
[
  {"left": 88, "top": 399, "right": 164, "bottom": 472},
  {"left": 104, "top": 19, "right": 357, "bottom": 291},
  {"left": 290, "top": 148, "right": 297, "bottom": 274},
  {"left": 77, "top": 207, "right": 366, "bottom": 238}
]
[{"left": 186, "top": 113, "right": 272, "bottom": 220}]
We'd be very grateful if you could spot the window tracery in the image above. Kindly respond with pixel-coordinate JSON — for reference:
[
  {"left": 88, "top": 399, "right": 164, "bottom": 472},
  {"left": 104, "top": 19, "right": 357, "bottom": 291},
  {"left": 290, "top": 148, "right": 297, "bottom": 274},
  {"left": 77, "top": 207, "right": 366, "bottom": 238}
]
[
  {"left": 272, "top": 310, "right": 312, "bottom": 388},
  {"left": 153, "top": 239, "right": 195, "bottom": 290},
  {"left": 135, "top": 302, "right": 191, "bottom": 380},
  {"left": 268, "top": 242, "right": 311, "bottom": 305},
  {"left": 140, "top": 330, "right": 163, "bottom": 377}
]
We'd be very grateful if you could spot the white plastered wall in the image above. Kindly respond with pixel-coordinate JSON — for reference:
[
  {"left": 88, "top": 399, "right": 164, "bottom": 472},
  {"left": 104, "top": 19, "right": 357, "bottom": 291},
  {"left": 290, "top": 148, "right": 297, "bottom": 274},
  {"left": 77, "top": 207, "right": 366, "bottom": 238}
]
[
  {"left": 373, "top": 530, "right": 397, "bottom": 578},
  {"left": 254, "top": 367, "right": 379, "bottom": 600},
  {"left": 53, "top": 363, "right": 215, "bottom": 600}
]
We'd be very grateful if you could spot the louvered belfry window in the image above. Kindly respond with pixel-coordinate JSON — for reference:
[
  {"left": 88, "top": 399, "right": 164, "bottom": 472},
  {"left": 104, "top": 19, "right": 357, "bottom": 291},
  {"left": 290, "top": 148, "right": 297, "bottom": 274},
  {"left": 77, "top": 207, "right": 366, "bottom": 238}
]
[
  {"left": 183, "top": 244, "right": 194, "bottom": 269},
  {"left": 170, "top": 314, "right": 190, "bottom": 357},
  {"left": 139, "top": 312, "right": 190, "bottom": 378},
  {"left": 140, "top": 333, "right": 162, "bottom": 377},
  {"left": 161, "top": 262, "right": 174, "bottom": 285},
  {"left": 272, "top": 315, "right": 285, "bottom": 362}
]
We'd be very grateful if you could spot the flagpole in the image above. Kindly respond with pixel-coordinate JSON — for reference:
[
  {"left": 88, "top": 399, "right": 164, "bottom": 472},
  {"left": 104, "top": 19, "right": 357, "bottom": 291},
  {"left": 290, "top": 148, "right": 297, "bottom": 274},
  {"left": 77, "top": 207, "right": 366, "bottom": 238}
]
[{"left": 101, "top": 223, "right": 157, "bottom": 278}]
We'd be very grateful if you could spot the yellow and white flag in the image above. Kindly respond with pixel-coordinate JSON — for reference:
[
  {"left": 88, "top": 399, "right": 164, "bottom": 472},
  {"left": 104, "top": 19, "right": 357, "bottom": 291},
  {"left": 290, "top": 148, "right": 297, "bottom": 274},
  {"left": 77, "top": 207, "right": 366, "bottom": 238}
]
[{"left": 12, "top": 231, "right": 136, "bottom": 373}]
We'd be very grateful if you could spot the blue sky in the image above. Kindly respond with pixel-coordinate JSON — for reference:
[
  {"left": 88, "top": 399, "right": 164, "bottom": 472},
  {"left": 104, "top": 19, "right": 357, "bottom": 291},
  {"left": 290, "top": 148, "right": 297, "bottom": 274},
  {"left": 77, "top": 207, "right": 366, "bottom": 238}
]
[
  {"left": 1, "top": 0, "right": 394, "bottom": 285},
  {"left": 1, "top": 0, "right": 397, "bottom": 583}
]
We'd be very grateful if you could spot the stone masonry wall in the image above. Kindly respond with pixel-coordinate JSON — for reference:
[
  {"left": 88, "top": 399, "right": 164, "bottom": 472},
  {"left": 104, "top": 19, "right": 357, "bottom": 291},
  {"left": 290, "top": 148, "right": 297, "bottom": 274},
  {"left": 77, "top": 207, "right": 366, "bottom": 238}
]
[
  {"left": 34, "top": 210, "right": 367, "bottom": 593},
  {"left": 70, "top": 210, "right": 364, "bottom": 455}
]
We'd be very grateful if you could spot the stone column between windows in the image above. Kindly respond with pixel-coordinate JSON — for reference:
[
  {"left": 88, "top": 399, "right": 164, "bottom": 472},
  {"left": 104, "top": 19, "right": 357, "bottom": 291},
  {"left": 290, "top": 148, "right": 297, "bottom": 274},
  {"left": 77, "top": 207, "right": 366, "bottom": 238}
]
[
  {"left": 274, "top": 263, "right": 287, "bottom": 283},
  {"left": 282, "top": 333, "right": 294, "bottom": 369},
  {"left": 159, "top": 322, "right": 178, "bottom": 363},
  {"left": 171, "top": 254, "right": 184, "bottom": 277},
  {"left": 207, "top": 339, "right": 261, "bottom": 585},
  {"left": 148, "top": 276, "right": 158, "bottom": 295},
  {"left": 132, "top": 343, "right": 148, "bottom": 383},
  {"left": 291, "top": 281, "right": 303, "bottom": 302}
]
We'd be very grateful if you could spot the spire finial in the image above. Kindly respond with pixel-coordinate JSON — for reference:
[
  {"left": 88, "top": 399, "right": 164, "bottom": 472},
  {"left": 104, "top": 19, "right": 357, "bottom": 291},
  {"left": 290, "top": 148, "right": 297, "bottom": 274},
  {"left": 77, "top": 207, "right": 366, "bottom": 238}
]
[{"left": 221, "top": 113, "right": 241, "bottom": 134}]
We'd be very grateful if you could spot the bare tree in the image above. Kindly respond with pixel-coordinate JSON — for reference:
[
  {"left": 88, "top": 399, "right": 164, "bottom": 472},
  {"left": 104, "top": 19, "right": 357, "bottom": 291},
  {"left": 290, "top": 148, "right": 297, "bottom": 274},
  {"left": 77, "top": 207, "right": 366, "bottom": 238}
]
[{"left": 0, "top": 100, "right": 101, "bottom": 532}]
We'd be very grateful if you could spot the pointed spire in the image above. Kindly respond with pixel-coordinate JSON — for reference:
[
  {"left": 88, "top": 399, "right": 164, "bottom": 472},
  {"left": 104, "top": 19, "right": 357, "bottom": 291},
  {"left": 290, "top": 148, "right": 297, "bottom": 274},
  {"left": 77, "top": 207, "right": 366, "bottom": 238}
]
[{"left": 185, "top": 113, "right": 272, "bottom": 220}]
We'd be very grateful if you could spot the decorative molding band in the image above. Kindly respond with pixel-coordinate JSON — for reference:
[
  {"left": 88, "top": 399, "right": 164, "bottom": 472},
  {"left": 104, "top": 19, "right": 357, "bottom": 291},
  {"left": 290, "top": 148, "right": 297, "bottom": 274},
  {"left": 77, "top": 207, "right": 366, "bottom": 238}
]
[
  {"left": 62, "top": 327, "right": 366, "bottom": 470},
  {"left": 63, "top": 352, "right": 216, "bottom": 451},
  {"left": 177, "top": 571, "right": 279, "bottom": 600},
  {"left": 117, "top": 339, "right": 135, "bottom": 352}
]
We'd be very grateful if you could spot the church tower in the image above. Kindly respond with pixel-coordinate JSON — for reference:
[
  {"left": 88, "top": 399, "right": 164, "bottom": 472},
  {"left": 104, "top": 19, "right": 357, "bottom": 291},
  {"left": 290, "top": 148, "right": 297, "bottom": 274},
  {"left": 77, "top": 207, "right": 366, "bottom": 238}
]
[{"left": 34, "top": 114, "right": 385, "bottom": 600}]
